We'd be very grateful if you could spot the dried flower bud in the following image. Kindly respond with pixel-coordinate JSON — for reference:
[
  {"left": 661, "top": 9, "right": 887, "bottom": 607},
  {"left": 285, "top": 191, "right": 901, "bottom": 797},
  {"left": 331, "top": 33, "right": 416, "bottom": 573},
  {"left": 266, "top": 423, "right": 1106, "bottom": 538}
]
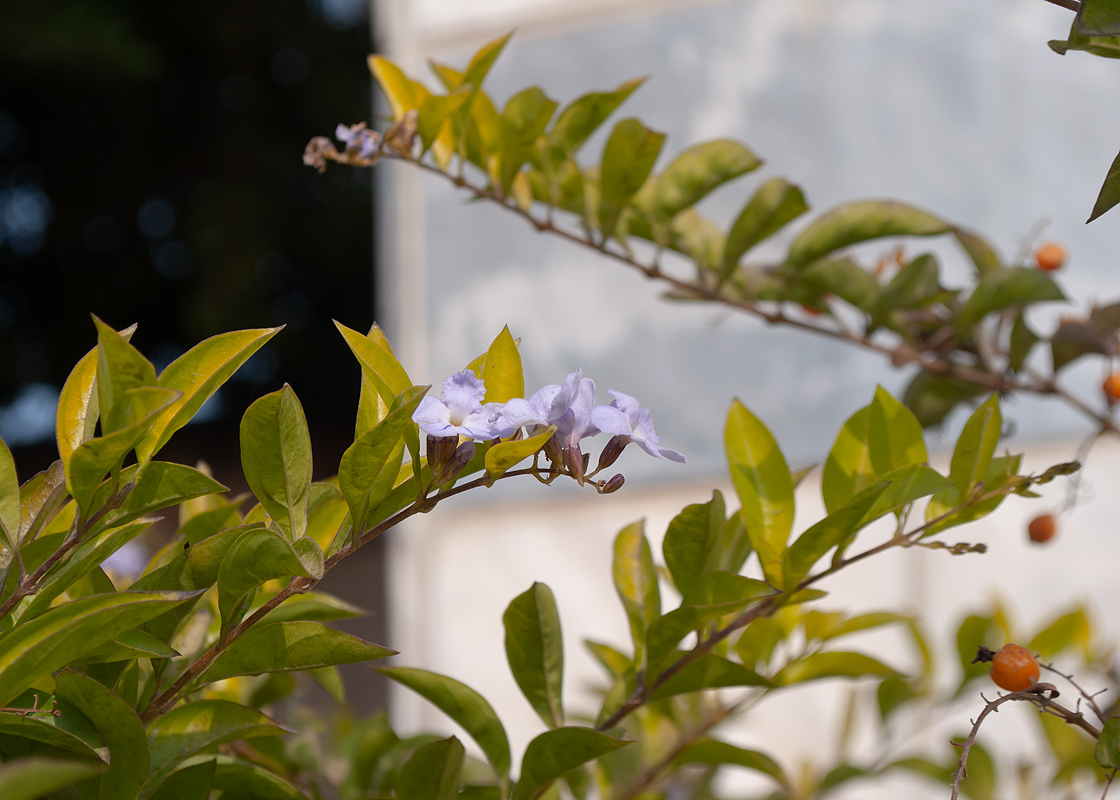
[
  {"left": 302, "top": 136, "right": 339, "bottom": 173},
  {"left": 384, "top": 109, "right": 419, "bottom": 156}
]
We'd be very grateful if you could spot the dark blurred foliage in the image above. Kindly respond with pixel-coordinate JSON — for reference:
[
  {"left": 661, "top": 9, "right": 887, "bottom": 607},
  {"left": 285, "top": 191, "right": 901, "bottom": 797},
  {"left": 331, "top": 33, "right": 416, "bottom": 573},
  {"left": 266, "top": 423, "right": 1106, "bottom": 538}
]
[{"left": 0, "top": 0, "right": 376, "bottom": 477}]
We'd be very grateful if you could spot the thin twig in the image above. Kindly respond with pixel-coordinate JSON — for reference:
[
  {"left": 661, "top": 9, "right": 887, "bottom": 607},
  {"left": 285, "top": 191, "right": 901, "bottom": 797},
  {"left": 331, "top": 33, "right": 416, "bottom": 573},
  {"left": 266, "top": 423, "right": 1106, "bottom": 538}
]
[
  {"left": 1041, "top": 660, "right": 1110, "bottom": 724},
  {"left": 614, "top": 692, "right": 766, "bottom": 800},
  {"left": 0, "top": 483, "right": 132, "bottom": 622},
  {"left": 951, "top": 689, "right": 1101, "bottom": 800},
  {"left": 140, "top": 464, "right": 585, "bottom": 723},
  {"left": 367, "top": 150, "right": 1120, "bottom": 441},
  {"left": 1041, "top": 0, "right": 1081, "bottom": 11}
]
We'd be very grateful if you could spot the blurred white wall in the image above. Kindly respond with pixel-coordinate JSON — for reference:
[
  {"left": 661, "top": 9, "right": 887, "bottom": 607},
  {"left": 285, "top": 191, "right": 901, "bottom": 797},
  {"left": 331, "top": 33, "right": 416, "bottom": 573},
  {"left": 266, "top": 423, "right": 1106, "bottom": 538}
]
[{"left": 372, "top": 1, "right": 1120, "bottom": 795}]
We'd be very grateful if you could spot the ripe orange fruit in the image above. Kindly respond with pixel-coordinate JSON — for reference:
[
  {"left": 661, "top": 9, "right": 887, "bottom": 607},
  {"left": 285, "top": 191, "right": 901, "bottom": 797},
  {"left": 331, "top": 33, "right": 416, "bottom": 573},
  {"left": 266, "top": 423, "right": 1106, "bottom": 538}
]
[
  {"left": 1027, "top": 514, "right": 1057, "bottom": 544},
  {"left": 1035, "top": 242, "right": 1066, "bottom": 272},
  {"left": 1104, "top": 373, "right": 1120, "bottom": 404},
  {"left": 973, "top": 644, "right": 1040, "bottom": 691}
]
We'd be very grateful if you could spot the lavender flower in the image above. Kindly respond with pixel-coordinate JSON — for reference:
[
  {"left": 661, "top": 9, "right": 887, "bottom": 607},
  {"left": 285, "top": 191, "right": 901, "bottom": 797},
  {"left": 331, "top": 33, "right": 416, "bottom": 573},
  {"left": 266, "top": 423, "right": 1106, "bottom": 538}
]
[
  {"left": 412, "top": 370, "right": 514, "bottom": 441},
  {"left": 591, "top": 389, "right": 686, "bottom": 462}
]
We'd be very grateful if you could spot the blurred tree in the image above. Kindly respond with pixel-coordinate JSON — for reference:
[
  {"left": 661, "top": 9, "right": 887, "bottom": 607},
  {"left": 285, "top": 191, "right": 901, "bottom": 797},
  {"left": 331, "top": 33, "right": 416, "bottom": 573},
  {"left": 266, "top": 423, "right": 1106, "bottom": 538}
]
[{"left": 0, "top": 0, "right": 375, "bottom": 477}]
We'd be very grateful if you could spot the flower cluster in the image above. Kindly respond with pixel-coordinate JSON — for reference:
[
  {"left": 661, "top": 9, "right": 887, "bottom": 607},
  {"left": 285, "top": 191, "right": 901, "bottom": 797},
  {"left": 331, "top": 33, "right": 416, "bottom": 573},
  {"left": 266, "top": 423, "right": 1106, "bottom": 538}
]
[{"left": 413, "top": 369, "right": 684, "bottom": 489}]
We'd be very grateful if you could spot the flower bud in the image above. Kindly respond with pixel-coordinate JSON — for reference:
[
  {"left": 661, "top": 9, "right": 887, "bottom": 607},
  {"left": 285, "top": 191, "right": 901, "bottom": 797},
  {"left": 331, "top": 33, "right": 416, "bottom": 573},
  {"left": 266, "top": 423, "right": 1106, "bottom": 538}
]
[
  {"left": 564, "top": 445, "right": 586, "bottom": 485},
  {"left": 600, "top": 474, "right": 625, "bottom": 494},
  {"left": 542, "top": 433, "right": 564, "bottom": 467},
  {"left": 595, "top": 435, "right": 628, "bottom": 472},
  {"left": 433, "top": 439, "right": 476, "bottom": 488}
]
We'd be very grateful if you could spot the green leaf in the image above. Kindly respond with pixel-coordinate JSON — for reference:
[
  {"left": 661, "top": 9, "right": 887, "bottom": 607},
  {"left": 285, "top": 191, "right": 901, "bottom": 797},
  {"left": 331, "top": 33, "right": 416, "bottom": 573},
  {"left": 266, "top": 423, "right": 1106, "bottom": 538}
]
[
  {"left": 340, "top": 386, "right": 425, "bottom": 534},
  {"left": 786, "top": 201, "right": 950, "bottom": 271},
  {"left": 681, "top": 571, "right": 772, "bottom": 607},
  {"left": 18, "top": 460, "right": 67, "bottom": 547},
  {"left": 675, "top": 740, "right": 787, "bottom": 787},
  {"left": 419, "top": 87, "right": 472, "bottom": 155},
  {"left": 725, "top": 400, "right": 794, "bottom": 587},
  {"left": 199, "top": 621, "right": 395, "bottom": 686},
  {"left": 21, "top": 518, "right": 154, "bottom": 621},
  {"left": 147, "top": 759, "right": 214, "bottom": 800},
  {"left": 722, "top": 178, "right": 808, "bottom": 275},
  {"left": 0, "top": 757, "right": 106, "bottom": 800},
  {"left": 612, "top": 522, "right": 660, "bottom": 666},
  {"left": 335, "top": 320, "right": 413, "bottom": 414},
  {"left": 670, "top": 208, "right": 725, "bottom": 270},
  {"left": 499, "top": 87, "right": 558, "bottom": 191},
  {"left": 584, "top": 641, "right": 631, "bottom": 680},
  {"left": 0, "top": 590, "right": 201, "bottom": 706},
  {"left": 377, "top": 667, "right": 511, "bottom": 779},
  {"left": 72, "top": 627, "right": 180, "bottom": 664},
  {"left": 511, "top": 728, "right": 631, "bottom": 800},
  {"left": 349, "top": 323, "right": 400, "bottom": 436},
  {"left": 207, "top": 756, "right": 307, "bottom": 800},
  {"left": 257, "top": 590, "right": 366, "bottom": 624},
  {"left": 130, "top": 526, "right": 253, "bottom": 642},
  {"left": 92, "top": 461, "right": 227, "bottom": 535},
  {"left": 948, "top": 394, "right": 1001, "bottom": 493},
  {"left": 783, "top": 482, "right": 888, "bottom": 589},
  {"left": 93, "top": 316, "right": 157, "bottom": 436},
  {"left": 239, "top": 384, "right": 312, "bottom": 541},
  {"left": 479, "top": 326, "right": 524, "bottom": 403},
  {"left": 485, "top": 425, "right": 555, "bottom": 481},
  {"left": 0, "top": 690, "right": 105, "bottom": 761},
  {"left": 955, "top": 267, "right": 1065, "bottom": 337},
  {"left": 1051, "top": 318, "right": 1116, "bottom": 372},
  {"left": 56, "top": 326, "right": 137, "bottom": 477},
  {"left": 55, "top": 669, "right": 148, "bottom": 800},
  {"left": 801, "top": 258, "right": 880, "bottom": 312},
  {"left": 868, "top": 386, "right": 928, "bottom": 476},
  {"left": 859, "top": 464, "right": 951, "bottom": 524},
  {"left": 867, "top": 254, "right": 945, "bottom": 331},
  {"left": 369, "top": 56, "right": 422, "bottom": 121},
  {"left": 1008, "top": 312, "right": 1040, "bottom": 373},
  {"left": 954, "top": 228, "right": 1002, "bottom": 276},
  {"left": 1078, "top": 0, "right": 1120, "bottom": 36},
  {"left": 662, "top": 494, "right": 723, "bottom": 599},
  {"left": 650, "top": 654, "right": 770, "bottom": 700},
  {"left": 1096, "top": 718, "right": 1120, "bottom": 769},
  {"left": 878, "top": 677, "right": 919, "bottom": 721},
  {"left": 653, "top": 140, "right": 761, "bottom": 225},
  {"left": 138, "top": 328, "right": 280, "bottom": 462},
  {"left": 398, "top": 736, "right": 465, "bottom": 800},
  {"left": 1088, "top": 147, "right": 1120, "bottom": 222},
  {"left": 646, "top": 600, "right": 759, "bottom": 678},
  {"left": 955, "top": 614, "right": 1000, "bottom": 690},
  {"left": 546, "top": 77, "right": 643, "bottom": 160},
  {"left": 821, "top": 406, "right": 873, "bottom": 515},
  {"left": 775, "top": 651, "right": 904, "bottom": 685},
  {"left": 216, "top": 528, "right": 320, "bottom": 640},
  {"left": 1028, "top": 608, "right": 1091, "bottom": 660},
  {"left": 0, "top": 438, "right": 19, "bottom": 562},
  {"left": 925, "top": 454, "right": 1019, "bottom": 535},
  {"left": 902, "top": 370, "right": 987, "bottom": 428},
  {"left": 504, "top": 583, "right": 564, "bottom": 729},
  {"left": 68, "top": 386, "right": 180, "bottom": 512},
  {"left": 598, "top": 119, "right": 665, "bottom": 241},
  {"left": 142, "top": 700, "right": 290, "bottom": 798}
]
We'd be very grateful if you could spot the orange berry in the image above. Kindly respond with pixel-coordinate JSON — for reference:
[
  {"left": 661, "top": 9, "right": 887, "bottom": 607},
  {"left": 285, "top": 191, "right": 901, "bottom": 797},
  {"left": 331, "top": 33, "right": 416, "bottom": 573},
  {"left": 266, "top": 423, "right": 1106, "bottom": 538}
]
[
  {"left": 1104, "top": 373, "right": 1120, "bottom": 404},
  {"left": 1027, "top": 514, "right": 1057, "bottom": 544},
  {"left": 1035, "top": 242, "right": 1066, "bottom": 272},
  {"left": 974, "top": 644, "right": 1040, "bottom": 692}
]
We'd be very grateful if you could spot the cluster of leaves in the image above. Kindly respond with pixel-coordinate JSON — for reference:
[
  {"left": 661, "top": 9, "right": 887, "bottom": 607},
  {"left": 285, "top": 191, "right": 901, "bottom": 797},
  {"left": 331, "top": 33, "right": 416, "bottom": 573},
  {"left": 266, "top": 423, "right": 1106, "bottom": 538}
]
[
  {"left": 313, "top": 31, "right": 1120, "bottom": 435},
  {"left": 313, "top": 385, "right": 1099, "bottom": 800},
  {"left": 0, "top": 316, "right": 697, "bottom": 799},
  {"left": 1048, "top": 0, "right": 1120, "bottom": 222}
]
